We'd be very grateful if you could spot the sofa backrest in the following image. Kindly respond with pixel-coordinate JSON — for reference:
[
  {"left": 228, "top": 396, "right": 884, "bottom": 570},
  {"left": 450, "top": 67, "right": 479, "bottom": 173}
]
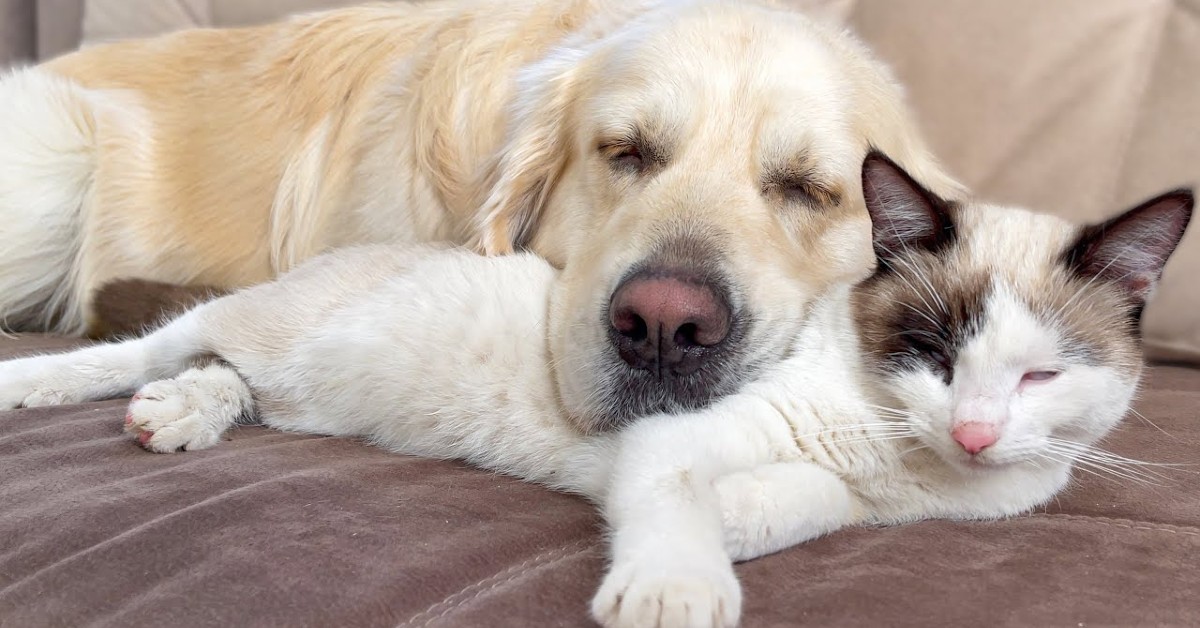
[{"left": 29, "top": 0, "right": 1200, "bottom": 362}]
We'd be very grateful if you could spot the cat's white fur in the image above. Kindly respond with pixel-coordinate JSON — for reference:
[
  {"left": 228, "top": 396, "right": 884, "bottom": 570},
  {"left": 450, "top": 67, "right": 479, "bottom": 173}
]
[{"left": 0, "top": 161, "right": 1188, "bottom": 627}]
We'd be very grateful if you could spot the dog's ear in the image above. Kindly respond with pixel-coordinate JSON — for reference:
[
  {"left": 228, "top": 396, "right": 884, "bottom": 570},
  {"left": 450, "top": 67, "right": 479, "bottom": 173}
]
[{"left": 471, "top": 48, "right": 588, "bottom": 255}]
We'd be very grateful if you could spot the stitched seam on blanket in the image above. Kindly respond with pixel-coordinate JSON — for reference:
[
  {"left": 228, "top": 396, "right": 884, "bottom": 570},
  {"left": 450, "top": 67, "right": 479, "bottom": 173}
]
[
  {"left": 422, "top": 545, "right": 596, "bottom": 627},
  {"left": 398, "top": 539, "right": 595, "bottom": 628},
  {"left": 1028, "top": 513, "right": 1200, "bottom": 536}
]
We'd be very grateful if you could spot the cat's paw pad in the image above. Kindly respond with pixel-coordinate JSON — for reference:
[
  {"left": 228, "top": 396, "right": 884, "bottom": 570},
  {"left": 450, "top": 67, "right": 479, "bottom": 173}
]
[
  {"left": 125, "top": 381, "right": 223, "bottom": 453},
  {"left": 591, "top": 555, "right": 741, "bottom": 628}
]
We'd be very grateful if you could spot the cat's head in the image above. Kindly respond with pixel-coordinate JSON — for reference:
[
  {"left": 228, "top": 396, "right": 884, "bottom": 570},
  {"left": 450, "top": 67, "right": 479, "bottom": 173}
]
[{"left": 853, "top": 151, "right": 1192, "bottom": 472}]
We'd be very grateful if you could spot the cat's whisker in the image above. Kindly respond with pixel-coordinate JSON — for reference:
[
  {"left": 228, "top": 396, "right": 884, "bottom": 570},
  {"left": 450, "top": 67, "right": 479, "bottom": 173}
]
[
  {"left": 886, "top": 329, "right": 943, "bottom": 342},
  {"left": 1074, "top": 457, "right": 1176, "bottom": 485},
  {"left": 897, "top": 301, "right": 941, "bottom": 332},
  {"left": 1046, "top": 438, "right": 1187, "bottom": 472},
  {"left": 885, "top": 263, "right": 943, "bottom": 320},
  {"left": 889, "top": 255, "right": 948, "bottom": 315},
  {"left": 897, "top": 443, "right": 929, "bottom": 458},
  {"left": 874, "top": 416, "right": 920, "bottom": 424},
  {"left": 865, "top": 404, "right": 931, "bottom": 425},
  {"left": 1053, "top": 247, "right": 1128, "bottom": 321},
  {"left": 816, "top": 433, "right": 917, "bottom": 448},
  {"left": 1048, "top": 457, "right": 1116, "bottom": 485},
  {"left": 1041, "top": 450, "right": 1153, "bottom": 486},
  {"left": 1128, "top": 408, "right": 1174, "bottom": 439},
  {"left": 1044, "top": 441, "right": 1167, "bottom": 475},
  {"left": 865, "top": 404, "right": 917, "bottom": 416},
  {"left": 1072, "top": 458, "right": 1164, "bottom": 486},
  {"left": 1069, "top": 455, "right": 1170, "bottom": 483},
  {"left": 1045, "top": 445, "right": 1165, "bottom": 486},
  {"left": 789, "top": 422, "right": 917, "bottom": 440}
]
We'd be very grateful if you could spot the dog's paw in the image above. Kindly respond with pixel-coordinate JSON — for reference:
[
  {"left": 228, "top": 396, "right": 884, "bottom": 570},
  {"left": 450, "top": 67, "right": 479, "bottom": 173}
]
[
  {"left": 125, "top": 375, "right": 240, "bottom": 453},
  {"left": 591, "top": 553, "right": 741, "bottom": 628}
]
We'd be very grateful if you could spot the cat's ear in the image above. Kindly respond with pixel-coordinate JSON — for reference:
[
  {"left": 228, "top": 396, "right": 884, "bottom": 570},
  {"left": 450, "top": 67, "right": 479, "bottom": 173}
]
[
  {"left": 861, "top": 150, "right": 955, "bottom": 263},
  {"left": 1064, "top": 189, "right": 1193, "bottom": 304}
]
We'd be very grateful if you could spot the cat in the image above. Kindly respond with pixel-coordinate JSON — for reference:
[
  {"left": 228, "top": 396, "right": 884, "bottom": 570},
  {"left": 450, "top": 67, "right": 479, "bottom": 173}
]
[{"left": 0, "top": 152, "right": 1190, "bottom": 628}]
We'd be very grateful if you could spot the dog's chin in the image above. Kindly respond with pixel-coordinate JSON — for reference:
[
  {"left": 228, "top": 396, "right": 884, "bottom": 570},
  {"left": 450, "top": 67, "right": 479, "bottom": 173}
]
[{"left": 570, "top": 362, "right": 753, "bottom": 433}]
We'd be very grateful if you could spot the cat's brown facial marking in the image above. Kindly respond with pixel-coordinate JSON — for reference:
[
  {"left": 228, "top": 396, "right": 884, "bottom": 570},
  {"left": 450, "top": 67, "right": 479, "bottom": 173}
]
[
  {"left": 854, "top": 253, "right": 990, "bottom": 385},
  {"left": 851, "top": 153, "right": 995, "bottom": 385}
]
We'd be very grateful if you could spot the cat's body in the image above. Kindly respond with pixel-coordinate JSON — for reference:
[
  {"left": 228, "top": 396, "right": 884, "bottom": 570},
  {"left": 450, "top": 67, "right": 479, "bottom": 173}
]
[{"left": 0, "top": 155, "right": 1190, "bottom": 628}]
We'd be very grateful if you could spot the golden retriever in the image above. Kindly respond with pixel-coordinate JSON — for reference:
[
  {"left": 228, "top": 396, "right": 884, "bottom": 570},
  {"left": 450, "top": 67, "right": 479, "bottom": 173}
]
[{"left": 0, "top": 0, "right": 961, "bottom": 429}]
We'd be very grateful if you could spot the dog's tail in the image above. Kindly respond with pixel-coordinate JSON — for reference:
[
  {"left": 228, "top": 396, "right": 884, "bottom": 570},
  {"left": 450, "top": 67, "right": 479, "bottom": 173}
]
[{"left": 0, "top": 67, "right": 99, "bottom": 335}]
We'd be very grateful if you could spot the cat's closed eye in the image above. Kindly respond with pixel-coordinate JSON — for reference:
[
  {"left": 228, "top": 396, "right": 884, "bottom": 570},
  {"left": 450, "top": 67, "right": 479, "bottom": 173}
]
[
  {"left": 1021, "top": 370, "right": 1059, "bottom": 384},
  {"left": 907, "top": 338, "right": 954, "bottom": 382}
]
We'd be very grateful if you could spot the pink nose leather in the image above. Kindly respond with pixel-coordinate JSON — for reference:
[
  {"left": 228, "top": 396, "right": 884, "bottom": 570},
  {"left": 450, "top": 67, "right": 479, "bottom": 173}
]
[
  {"left": 610, "top": 277, "right": 731, "bottom": 347},
  {"left": 951, "top": 422, "right": 998, "bottom": 455}
]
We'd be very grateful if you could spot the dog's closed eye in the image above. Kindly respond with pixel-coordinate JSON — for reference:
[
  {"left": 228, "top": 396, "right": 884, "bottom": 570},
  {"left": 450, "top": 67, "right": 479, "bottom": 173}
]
[
  {"left": 602, "top": 141, "right": 646, "bottom": 172},
  {"left": 764, "top": 173, "right": 841, "bottom": 209},
  {"left": 598, "top": 128, "right": 667, "bottom": 176}
]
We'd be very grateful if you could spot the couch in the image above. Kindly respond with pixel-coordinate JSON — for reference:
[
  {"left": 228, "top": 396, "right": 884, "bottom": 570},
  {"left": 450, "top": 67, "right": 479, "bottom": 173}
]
[{"left": 1, "top": 1, "right": 1198, "bottom": 626}]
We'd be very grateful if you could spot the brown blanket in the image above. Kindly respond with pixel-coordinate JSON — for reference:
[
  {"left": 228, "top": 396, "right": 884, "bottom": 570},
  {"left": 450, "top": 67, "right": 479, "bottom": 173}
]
[{"left": 1, "top": 334, "right": 1197, "bottom": 627}]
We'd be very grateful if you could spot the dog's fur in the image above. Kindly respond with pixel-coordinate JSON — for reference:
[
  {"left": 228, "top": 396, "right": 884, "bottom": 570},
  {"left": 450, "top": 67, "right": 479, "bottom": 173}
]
[{"left": 0, "top": 0, "right": 961, "bottom": 428}]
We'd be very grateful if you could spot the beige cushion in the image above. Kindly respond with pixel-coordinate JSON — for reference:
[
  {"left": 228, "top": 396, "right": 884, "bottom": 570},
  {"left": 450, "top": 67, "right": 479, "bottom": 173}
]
[
  {"left": 77, "top": 0, "right": 1200, "bottom": 361},
  {"left": 81, "top": 0, "right": 208, "bottom": 44},
  {"left": 80, "top": 0, "right": 391, "bottom": 43},
  {"left": 0, "top": 0, "right": 36, "bottom": 67}
]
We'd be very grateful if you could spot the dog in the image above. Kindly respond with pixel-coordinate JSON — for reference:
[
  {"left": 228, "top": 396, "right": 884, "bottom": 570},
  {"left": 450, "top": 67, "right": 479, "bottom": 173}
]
[{"left": 0, "top": 0, "right": 961, "bottom": 430}]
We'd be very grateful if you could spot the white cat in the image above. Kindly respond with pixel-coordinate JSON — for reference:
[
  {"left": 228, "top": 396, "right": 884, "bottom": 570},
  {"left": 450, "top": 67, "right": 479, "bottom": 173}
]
[{"left": 0, "top": 153, "right": 1190, "bottom": 628}]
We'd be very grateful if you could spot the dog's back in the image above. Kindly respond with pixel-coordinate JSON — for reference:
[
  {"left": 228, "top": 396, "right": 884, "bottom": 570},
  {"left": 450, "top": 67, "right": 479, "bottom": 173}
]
[{"left": 0, "top": 0, "right": 600, "bottom": 336}]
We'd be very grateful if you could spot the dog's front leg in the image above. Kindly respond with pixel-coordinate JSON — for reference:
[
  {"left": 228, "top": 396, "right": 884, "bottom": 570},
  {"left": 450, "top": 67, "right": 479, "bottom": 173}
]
[{"left": 590, "top": 395, "right": 793, "bottom": 628}]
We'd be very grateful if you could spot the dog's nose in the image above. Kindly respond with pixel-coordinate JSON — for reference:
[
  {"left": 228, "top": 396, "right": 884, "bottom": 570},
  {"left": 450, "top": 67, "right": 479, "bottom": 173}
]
[
  {"left": 951, "top": 422, "right": 998, "bottom": 455},
  {"left": 609, "top": 270, "right": 731, "bottom": 376}
]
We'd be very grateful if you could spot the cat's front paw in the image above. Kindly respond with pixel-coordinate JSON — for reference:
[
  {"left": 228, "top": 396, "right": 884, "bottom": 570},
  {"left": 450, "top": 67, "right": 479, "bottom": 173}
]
[
  {"left": 0, "top": 358, "right": 80, "bottom": 409},
  {"left": 591, "top": 552, "right": 741, "bottom": 628}
]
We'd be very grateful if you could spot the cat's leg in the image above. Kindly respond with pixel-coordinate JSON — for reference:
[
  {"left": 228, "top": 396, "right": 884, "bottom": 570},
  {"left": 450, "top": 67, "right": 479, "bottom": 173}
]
[
  {"left": 591, "top": 396, "right": 795, "bottom": 628},
  {"left": 0, "top": 305, "right": 210, "bottom": 409},
  {"left": 125, "top": 360, "right": 254, "bottom": 453},
  {"left": 714, "top": 462, "right": 859, "bottom": 562}
]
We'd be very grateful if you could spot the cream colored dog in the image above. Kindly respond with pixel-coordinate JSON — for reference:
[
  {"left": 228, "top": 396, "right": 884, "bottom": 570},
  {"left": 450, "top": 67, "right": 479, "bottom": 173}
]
[{"left": 0, "top": 0, "right": 959, "bottom": 430}]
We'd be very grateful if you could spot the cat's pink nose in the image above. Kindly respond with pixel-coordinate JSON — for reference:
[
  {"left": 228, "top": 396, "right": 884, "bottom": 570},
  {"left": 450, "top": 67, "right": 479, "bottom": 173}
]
[{"left": 951, "top": 422, "right": 998, "bottom": 455}]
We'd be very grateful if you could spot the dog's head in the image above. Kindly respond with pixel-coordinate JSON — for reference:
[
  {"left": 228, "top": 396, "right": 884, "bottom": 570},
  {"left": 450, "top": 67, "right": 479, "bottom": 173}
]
[{"left": 475, "top": 1, "right": 964, "bottom": 432}]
